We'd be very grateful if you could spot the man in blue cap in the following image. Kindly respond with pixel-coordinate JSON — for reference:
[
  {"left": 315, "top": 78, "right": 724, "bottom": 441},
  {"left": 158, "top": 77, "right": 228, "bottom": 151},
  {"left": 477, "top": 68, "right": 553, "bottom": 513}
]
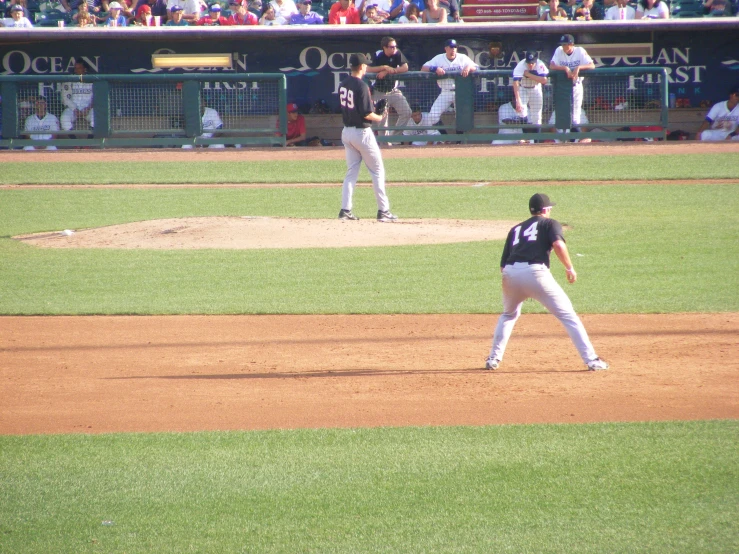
[
  {"left": 421, "top": 39, "right": 478, "bottom": 126},
  {"left": 197, "top": 3, "right": 230, "bottom": 23}
]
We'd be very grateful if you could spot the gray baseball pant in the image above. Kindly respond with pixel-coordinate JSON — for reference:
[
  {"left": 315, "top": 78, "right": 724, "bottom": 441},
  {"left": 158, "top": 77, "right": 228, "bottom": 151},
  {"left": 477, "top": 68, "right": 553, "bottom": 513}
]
[
  {"left": 489, "top": 262, "right": 598, "bottom": 364},
  {"left": 372, "top": 88, "right": 412, "bottom": 137},
  {"left": 341, "top": 126, "right": 390, "bottom": 212}
]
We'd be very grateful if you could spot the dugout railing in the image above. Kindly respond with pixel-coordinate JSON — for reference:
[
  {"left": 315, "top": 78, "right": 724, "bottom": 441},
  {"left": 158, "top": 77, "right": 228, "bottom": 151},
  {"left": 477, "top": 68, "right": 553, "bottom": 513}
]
[
  {"left": 372, "top": 67, "right": 669, "bottom": 144},
  {"left": 0, "top": 73, "right": 288, "bottom": 149}
]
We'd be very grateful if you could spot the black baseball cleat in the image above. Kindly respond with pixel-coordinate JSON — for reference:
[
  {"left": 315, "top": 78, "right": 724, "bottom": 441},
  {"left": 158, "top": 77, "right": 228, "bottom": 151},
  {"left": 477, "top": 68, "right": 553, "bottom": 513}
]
[
  {"left": 338, "top": 209, "right": 359, "bottom": 220},
  {"left": 377, "top": 210, "right": 398, "bottom": 222}
]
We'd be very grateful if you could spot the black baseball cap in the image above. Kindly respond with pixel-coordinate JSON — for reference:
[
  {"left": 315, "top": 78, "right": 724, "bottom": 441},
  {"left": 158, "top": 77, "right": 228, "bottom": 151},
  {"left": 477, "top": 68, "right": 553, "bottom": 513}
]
[
  {"left": 529, "top": 193, "right": 556, "bottom": 214},
  {"left": 445, "top": 39, "right": 458, "bottom": 48},
  {"left": 559, "top": 34, "right": 575, "bottom": 45},
  {"left": 525, "top": 52, "right": 538, "bottom": 63},
  {"left": 349, "top": 53, "right": 370, "bottom": 67}
]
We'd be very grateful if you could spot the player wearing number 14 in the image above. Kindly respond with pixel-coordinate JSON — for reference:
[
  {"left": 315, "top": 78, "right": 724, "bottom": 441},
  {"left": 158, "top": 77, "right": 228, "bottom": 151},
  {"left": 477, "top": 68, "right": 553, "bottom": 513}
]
[{"left": 485, "top": 193, "right": 609, "bottom": 371}]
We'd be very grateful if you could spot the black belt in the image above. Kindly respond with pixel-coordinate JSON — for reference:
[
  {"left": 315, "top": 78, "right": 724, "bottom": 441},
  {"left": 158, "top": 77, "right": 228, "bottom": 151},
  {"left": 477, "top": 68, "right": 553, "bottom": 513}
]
[
  {"left": 344, "top": 125, "right": 371, "bottom": 129},
  {"left": 522, "top": 86, "right": 537, "bottom": 89}
]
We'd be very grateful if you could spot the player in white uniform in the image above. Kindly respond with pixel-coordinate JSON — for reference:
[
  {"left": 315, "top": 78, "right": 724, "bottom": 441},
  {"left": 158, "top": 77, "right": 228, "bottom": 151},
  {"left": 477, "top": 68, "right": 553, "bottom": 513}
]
[
  {"left": 512, "top": 52, "right": 549, "bottom": 129},
  {"left": 696, "top": 85, "right": 739, "bottom": 141},
  {"left": 492, "top": 101, "right": 528, "bottom": 145},
  {"left": 183, "top": 103, "right": 226, "bottom": 148},
  {"left": 548, "top": 109, "right": 590, "bottom": 142},
  {"left": 421, "top": 38, "right": 478, "bottom": 126},
  {"left": 485, "top": 193, "right": 609, "bottom": 372},
  {"left": 23, "top": 98, "right": 60, "bottom": 151},
  {"left": 402, "top": 105, "right": 442, "bottom": 146},
  {"left": 549, "top": 34, "right": 594, "bottom": 133},
  {"left": 60, "top": 61, "right": 95, "bottom": 132}
]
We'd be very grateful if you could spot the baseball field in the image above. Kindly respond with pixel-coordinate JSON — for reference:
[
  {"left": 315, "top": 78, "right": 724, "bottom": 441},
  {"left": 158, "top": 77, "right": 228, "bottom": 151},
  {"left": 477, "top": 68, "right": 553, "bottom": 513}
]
[{"left": 1, "top": 142, "right": 737, "bottom": 552}]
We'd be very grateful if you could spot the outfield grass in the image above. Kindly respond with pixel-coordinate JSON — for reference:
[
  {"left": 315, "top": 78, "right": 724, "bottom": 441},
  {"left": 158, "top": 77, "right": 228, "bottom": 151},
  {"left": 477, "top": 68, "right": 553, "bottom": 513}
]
[
  {"left": 1, "top": 421, "right": 736, "bottom": 553},
  {"left": 1, "top": 153, "right": 738, "bottom": 185},
  {"left": 0, "top": 184, "right": 737, "bottom": 314}
]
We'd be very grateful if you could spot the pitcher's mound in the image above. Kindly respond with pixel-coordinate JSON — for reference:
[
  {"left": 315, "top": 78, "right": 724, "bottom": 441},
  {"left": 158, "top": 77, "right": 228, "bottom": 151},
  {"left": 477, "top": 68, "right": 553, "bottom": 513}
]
[{"left": 14, "top": 217, "right": 517, "bottom": 249}]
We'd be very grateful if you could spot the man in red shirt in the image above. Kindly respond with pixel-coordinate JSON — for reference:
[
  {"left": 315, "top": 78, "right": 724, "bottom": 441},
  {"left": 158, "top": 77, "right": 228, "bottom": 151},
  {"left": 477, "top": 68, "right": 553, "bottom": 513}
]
[
  {"left": 277, "top": 103, "right": 308, "bottom": 146},
  {"left": 328, "top": 0, "right": 360, "bottom": 23}
]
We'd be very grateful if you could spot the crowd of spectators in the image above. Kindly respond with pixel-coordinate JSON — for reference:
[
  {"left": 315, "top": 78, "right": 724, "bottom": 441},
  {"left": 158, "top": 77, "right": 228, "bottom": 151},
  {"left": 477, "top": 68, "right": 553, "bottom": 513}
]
[
  {"left": 0, "top": 0, "right": 469, "bottom": 26},
  {"left": 1, "top": 0, "right": 736, "bottom": 26}
]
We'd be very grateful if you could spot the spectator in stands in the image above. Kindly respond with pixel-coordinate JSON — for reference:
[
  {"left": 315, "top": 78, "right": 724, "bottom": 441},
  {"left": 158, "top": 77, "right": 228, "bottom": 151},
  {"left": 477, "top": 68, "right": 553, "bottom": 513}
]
[
  {"left": 422, "top": 0, "right": 447, "bottom": 22},
  {"left": 604, "top": 0, "right": 636, "bottom": 18},
  {"left": 370, "top": 0, "right": 394, "bottom": 19},
  {"left": 396, "top": 1, "right": 420, "bottom": 21},
  {"left": 439, "top": 0, "right": 461, "bottom": 21},
  {"left": 73, "top": 2, "right": 101, "bottom": 23},
  {"left": 289, "top": 0, "right": 322, "bottom": 22},
  {"left": 384, "top": 0, "right": 408, "bottom": 20},
  {"left": 696, "top": 85, "right": 739, "bottom": 141},
  {"left": 573, "top": 0, "right": 604, "bottom": 19},
  {"left": 277, "top": 102, "right": 308, "bottom": 146},
  {"left": 703, "top": 0, "right": 734, "bottom": 15},
  {"left": 363, "top": 3, "right": 384, "bottom": 21},
  {"left": 259, "top": 1, "right": 286, "bottom": 21},
  {"left": 164, "top": 3, "right": 189, "bottom": 22},
  {"left": 196, "top": 3, "right": 229, "bottom": 23},
  {"left": 0, "top": 3, "right": 33, "bottom": 25},
  {"left": 60, "top": 61, "right": 94, "bottom": 132},
  {"left": 166, "top": 0, "right": 202, "bottom": 21},
  {"left": 228, "top": 0, "right": 258, "bottom": 21},
  {"left": 248, "top": 0, "right": 261, "bottom": 14},
  {"left": 23, "top": 98, "right": 60, "bottom": 151},
  {"left": 270, "top": 0, "right": 296, "bottom": 17},
  {"left": 635, "top": 0, "right": 669, "bottom": 18},
  {"left": 328, "top": 0, "right": 360, "bottom": 22},
  {"left": 540, "top": 0, "right": 569, "bottom": 19},
  {"left": 103, "top": 1, "right": 128, "bottom": 23},
  {"left": 403, "top": 105, "right": 443, "bottom": 146},
  {"left": 134, "top": 0, "right": 168, "bottom": 19},
  {"left": 76, "top": 6, "right": 98, "bottom": 22},
  {"left": 132, "top": 2, "right": 151, "bottom": 21},
  {"left": 4, "top": 0, "right": 29, "bottom": 19}
]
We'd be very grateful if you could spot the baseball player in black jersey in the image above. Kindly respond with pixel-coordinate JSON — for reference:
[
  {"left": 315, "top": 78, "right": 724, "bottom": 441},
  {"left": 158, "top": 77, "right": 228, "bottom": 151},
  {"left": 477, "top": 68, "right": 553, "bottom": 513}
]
[
  {"left": 365, "top": 36, "right": 412, "bottom": 144},
  {"left": 338, "top": 52, "right": 397, "bottom": 222},
  {"left": 485, "top": 193, "right": 609, "bottom": 371}
]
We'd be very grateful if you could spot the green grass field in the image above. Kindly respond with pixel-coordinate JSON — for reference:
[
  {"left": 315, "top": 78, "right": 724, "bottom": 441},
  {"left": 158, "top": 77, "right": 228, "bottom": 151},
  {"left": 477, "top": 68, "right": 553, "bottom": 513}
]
[{"left": 1, "top": 151, "right": 737, "bottom": 552}]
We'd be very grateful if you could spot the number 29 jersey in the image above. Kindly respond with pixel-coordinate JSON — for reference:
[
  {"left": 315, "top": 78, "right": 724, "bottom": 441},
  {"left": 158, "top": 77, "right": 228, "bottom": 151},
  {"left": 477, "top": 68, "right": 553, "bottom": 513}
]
[
  {"left": 338, "top": 75, "right": 373, "bottom": 128},
  {"left": 500, "top": 215, "right": 565, "bottom": 268}
]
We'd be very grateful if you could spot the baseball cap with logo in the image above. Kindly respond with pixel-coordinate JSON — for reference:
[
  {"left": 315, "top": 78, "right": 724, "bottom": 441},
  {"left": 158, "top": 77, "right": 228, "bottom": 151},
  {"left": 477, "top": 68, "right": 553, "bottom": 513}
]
[
  {"left": 529, "top": 193, "right": 556, "bottom": 214},
  {"left": 10, "top": 4, "right": 24, "bottom": 11},
  {"left": 559, "top": 34, "right": 575, "bottom": 45},
  {"left": 525, "top": 52, "right": 538, "bottom": 63},
  {"left": 445, "top": 39, "right": 458, "bottom": 48},
  {"left": 209, "top": 3, "right": 222, "bottom": 10},
  {"left": 170, "top": 5, "right": 183, "bottom": 10},
  {"left": 349, "top": 53, "right": 370, "bottom": 67},
  {"left": 287, "top": 102, "right": 299, "bottom": 113}
]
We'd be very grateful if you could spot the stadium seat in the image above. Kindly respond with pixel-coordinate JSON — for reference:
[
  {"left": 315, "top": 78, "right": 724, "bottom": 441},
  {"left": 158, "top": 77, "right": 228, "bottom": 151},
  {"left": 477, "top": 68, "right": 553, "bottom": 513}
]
[{"left": 35, "top": 9, "right": 71, "bottom": 25}]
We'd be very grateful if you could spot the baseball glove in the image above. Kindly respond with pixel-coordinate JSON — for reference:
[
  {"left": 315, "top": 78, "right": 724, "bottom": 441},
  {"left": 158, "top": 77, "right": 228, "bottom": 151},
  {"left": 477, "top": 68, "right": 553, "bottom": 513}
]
[{"left": 374, "top": 99, "right": 388, "bottom": 115}]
